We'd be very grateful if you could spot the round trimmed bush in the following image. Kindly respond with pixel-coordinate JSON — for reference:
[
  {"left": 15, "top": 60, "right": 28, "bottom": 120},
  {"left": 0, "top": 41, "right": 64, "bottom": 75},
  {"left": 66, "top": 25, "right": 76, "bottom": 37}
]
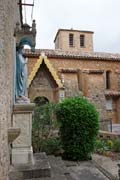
[{"left": 56, "top": 96, "right": 99, "bottom": 160}]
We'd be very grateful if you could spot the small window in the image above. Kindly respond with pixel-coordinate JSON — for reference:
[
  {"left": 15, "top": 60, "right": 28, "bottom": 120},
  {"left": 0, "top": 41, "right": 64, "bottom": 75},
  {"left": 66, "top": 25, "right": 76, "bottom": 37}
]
[
  {"left": 106, "top": 99, "right": 112, "bottom": 110},
  {"left": 80, "top": 35, "right": 85, "bottom": 47},
  {"left": 69, "top": 33, "right": 74, "bottom": 47},
  {"left": 106, "top": 71, "right": 110, "bottom": 89}
]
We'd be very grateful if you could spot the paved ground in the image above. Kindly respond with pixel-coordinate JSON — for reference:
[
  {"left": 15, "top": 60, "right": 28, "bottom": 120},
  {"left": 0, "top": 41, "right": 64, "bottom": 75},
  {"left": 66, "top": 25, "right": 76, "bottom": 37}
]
[
  {"left": 64, "top": 160, "right": 109, "bottom": 180},
  {"left": 48, "top": 155, "right": 110, "bottom": 180},
  {"left": 9, "top": 154, "right": 118, "bottom": 179},
  {"left": 92, "top": 154, "right": 119, "bottom": 179}
]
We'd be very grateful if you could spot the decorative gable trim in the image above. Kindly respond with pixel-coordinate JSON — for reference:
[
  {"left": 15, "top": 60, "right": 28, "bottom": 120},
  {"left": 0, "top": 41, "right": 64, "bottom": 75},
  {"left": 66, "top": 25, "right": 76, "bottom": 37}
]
[{"left": 28, "top": 54, "right": 63, "bottom": 88}]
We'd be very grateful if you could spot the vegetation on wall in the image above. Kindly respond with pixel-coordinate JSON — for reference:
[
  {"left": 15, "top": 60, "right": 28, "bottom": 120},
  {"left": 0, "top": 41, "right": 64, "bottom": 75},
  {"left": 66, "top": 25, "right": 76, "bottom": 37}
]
[
  {"left": 56, "top": 96, "right": 99, "bottom": 160},
  {"left": 32, "top": 102, "right": 61, "bottom": 154}
]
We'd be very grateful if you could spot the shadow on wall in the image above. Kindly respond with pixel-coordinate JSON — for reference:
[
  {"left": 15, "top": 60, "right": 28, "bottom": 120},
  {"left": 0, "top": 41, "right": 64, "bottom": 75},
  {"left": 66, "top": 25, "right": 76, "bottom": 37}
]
[{"left": 34, "top": 96, "right": 49, "bottom": 106}]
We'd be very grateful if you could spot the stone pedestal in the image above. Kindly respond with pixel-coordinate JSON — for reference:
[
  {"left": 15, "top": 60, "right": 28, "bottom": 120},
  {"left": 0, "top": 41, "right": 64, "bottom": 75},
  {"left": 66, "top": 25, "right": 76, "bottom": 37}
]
[{"left": 12, "top": 103, "right": 35, "bottom": 164}]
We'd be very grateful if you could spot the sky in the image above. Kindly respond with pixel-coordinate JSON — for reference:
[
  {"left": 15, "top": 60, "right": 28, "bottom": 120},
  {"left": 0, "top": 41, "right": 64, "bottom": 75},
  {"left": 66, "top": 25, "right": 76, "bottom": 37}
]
[{"left": 23, "top": 0, "right": 120, "bottom": 53}]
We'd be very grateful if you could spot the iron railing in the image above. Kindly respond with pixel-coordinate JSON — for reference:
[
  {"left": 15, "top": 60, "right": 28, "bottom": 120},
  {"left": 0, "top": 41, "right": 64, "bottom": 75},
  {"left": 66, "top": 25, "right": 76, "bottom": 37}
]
[{"left": 100, "top": 119, "right": 112, "bottom": 132}]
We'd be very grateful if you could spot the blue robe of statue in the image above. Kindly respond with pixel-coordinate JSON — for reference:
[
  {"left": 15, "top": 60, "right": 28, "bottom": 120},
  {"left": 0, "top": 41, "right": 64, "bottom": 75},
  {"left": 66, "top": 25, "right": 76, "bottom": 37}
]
[{"left": 16, "top": 47, "right": 28, "bottom": 100}]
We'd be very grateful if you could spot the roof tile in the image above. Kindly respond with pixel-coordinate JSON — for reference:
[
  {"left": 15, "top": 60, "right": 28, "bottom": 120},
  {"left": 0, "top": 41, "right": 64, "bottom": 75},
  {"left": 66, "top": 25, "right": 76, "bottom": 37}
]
[{"left": 25, "top": 49, "right": 120, "bottom": 61}]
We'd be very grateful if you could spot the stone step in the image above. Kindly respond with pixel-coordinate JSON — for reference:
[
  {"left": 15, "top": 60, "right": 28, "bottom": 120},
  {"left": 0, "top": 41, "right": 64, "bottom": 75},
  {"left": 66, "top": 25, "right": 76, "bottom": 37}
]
[
  {"left": 47, "top": 155, "right": 75, "bottom": 180},
  {"left": 9, "top": 153, "right": 75, "bottom": 180},
  {"left": 9, "top": 152, "right": 51, "bottom": 180},
  {"left": 47, "top": 155, "right": 69, "bottom": 177},
  {"left": 26, "top": 175, "right": 67, "bottom": 180}
]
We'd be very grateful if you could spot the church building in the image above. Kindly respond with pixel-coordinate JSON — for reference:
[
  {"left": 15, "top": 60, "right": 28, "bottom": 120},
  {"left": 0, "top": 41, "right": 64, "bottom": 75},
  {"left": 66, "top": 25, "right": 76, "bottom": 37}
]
[{"left": 25, "top": 28, "right": 120, "bottom": 130}]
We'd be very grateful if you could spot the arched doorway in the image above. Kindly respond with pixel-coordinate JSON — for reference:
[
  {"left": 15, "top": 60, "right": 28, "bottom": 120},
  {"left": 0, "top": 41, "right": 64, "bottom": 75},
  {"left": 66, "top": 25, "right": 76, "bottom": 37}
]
[{"left": 34, "top": 96, "right": 49, "bottom": 106}]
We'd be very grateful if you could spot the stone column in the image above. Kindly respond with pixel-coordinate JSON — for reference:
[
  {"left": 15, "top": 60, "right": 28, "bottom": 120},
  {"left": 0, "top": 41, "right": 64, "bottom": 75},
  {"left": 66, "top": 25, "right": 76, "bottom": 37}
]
[{"left": 12, "top": 103, "right": 35, "bottom": 164}]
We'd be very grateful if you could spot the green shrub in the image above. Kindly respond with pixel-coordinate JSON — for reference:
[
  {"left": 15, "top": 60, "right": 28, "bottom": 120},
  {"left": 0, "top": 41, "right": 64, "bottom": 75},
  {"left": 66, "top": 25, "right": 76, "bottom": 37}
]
[
  {"left": 39, "top": 137, "right": 62, "bottom": 155},
  {"left": 56, "top": 96, "right": 99, "bottom": 160},
  {"left": 94, "top": 139, "right": 108, "bottom": 154},
  {"left": 113, "top": 138, "right": 120, "bottom": 152}
]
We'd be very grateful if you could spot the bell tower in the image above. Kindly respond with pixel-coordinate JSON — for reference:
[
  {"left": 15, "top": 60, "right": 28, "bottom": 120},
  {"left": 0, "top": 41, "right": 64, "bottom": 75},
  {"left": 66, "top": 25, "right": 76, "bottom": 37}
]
[{"left": 54, "top": 28, "right": 94, "bottom": 52}]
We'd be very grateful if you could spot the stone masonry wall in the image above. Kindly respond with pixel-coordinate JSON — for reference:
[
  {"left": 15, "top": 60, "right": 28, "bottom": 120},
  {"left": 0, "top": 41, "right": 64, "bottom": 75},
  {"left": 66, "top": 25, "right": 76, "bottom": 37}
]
[
  {"left": 0, "top": 0, "right": 20, "bottom": 179},
  {"left": 63, "top": 73, "right": 79, "bottom": 97},
  {"left": 28, "top": 57, "right": 120, "bottom": 93},
  {"left": 29, "top": 64, "right": 58, "bottom": 102},
  {"left": 27, "top": 56, "right": 120, "bottom": 124},
  {"left": 48, "top": 58, "right": 120, "bottom": 92},
  {"left": 84, "top": 73, "right": 107, "bottom": 120},
  {"left": 55, "top": 30, "right": 93, "bottom": 52}
]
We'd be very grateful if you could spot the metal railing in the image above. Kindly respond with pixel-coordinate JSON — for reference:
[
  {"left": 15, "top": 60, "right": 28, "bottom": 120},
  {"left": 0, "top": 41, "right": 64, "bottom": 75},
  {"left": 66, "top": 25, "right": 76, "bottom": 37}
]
[{"left": 100, "top": 119, "right": 112, "bottom": 132}]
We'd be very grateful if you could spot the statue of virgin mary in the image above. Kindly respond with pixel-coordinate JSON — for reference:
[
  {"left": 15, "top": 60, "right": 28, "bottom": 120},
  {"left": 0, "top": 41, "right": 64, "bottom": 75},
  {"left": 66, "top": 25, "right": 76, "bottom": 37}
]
[{"left": 15, "top": 45, "right": 30, "bottom": 103}]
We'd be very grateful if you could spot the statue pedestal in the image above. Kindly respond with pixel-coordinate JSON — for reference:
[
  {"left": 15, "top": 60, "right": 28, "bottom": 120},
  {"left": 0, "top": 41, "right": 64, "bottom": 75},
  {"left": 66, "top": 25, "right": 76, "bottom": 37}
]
[{"left": 12, "top": 103, "right": 35, "bottom": 164}]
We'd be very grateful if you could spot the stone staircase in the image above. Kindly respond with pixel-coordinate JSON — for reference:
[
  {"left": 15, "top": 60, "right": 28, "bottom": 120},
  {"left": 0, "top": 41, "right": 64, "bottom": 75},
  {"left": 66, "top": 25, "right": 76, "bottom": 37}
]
[{"left": 9, "top": 153, "right": 74, "bottom": 180}]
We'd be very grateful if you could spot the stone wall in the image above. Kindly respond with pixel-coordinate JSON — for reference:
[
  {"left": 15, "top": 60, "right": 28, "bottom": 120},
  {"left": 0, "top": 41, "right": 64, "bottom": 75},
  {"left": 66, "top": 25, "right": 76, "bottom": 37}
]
[
  {"left": 83, "top": 72, "right": 107, "bottom": 120},
  {"left": 63, "top": 73, "right": 79, "bottom": 97},
  {"left": 52, "top": 58, "right": 120, "bottom": 123},
  {"left": 49, "top": 58, "right": 120, "bottom": 92},
  {"left": 0, "top": 0, "right": 20, "bottom": 179},
  {"left": 27, "top": 56, "right": 120, "bottom": 124}
]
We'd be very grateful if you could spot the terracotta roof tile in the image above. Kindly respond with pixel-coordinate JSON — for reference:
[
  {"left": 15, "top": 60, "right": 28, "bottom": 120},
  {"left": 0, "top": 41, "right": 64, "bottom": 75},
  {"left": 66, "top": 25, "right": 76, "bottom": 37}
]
[
  {"left": 25, "top": 49, "right": 120, "bottom": 61},
  {"left": 105, "top": 90, "right": 120, "bottom": 97}
]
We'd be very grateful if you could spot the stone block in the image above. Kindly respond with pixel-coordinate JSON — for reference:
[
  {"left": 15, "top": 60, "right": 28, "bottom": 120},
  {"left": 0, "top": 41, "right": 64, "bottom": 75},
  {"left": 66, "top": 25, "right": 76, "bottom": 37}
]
[
  {"left": 12, "top": 146, "right": 33, "bottom": 165},
  {"left": 9, "top": 153, "right": 51, "bottom": 179}
]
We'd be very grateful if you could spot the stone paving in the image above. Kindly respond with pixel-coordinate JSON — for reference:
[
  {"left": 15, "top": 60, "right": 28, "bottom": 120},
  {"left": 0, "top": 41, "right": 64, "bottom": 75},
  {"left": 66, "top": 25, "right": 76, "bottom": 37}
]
[
  {"left": 64, "top": 160, "right": 109, "bottom": 180},
  {"left": 45, "top": 155, "right": 110, "bottom": 180},
  {"left": 9, "top": 153, "right": 116, "bottom": 180},
  {"left": 92, "top": 154, "right": 119, "bottom": 179}
]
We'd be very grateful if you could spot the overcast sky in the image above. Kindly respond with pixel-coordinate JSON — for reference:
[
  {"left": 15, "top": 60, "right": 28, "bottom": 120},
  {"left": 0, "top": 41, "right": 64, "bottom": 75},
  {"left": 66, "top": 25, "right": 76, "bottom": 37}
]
[{"left": 23, "top": 0, "right": 120, "bottom": 53}]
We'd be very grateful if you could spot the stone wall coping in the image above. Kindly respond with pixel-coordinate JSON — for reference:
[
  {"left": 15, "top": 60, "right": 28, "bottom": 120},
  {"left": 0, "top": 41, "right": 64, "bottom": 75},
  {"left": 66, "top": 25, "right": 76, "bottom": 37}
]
[
  {"left": 105, "top": 90, "right": 120, "bottom": 97},
  {"left": 13, "top": 103, "right": 35, "bottom": 113},
  {"left": 99, "top": 130, "right": 120, "bottom": 135},
  {"left": 59, "top": 68, "right": 78, "bottom": 73},
  {"left": 99, "top": 130, "right": 120, "bottom": 140},
  {"left": 83, "top": 69, "right": 104, "bottom": 74}
]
